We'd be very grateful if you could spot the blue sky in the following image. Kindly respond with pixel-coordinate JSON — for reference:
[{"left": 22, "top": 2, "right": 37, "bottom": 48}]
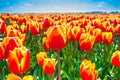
[{"left": 0, "top": 0, "right": 120, "bottom": 13}]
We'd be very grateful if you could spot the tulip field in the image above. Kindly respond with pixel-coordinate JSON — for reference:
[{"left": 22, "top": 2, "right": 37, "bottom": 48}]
[{"left": 0, "top": 13, "right": 120, "bottom": 80}]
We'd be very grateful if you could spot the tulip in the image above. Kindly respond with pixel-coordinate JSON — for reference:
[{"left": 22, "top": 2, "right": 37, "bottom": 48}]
[
  {"left": 111, "top": 50, "right": 120, "bottom": 67},
  {"left": 6, "top": 28, "right": 26, "bottom": 45},
  {"left": 42, "top": 17, "right": 51, "bottom": 31},
  {"left": 2, "top": 37, "right": 23, "bottom": 58},
  {"left": 80, "top": 59, "right": 98, "bottom": 80},
  {"left": 47, "top": 25, "right": 67, "bottom": 50},
  {"left": 23, "top": 75, "right": 34, "bottom": 80},
  {"left": 0, "top": 42, "right": 4, "bottom": 60},
  {"left": 20, "top": 24, "right": 28, "bottom": 33},
  {"left": 29, "top": 20, "right": 41, "bottom": 35},
  {"left": 93, "top": 29, "right": 102, "bottom": 43},
  {"left": 102, "top": 32, "right": 114, "bottom": 44},
  {"left": 79, "top": 33, "right": 95, "bottom": 51},
  {"left": 36, "top": 52, "right": 48, "bottom": 66},
  {"left": 85, "top": 25, "right": 95, "bottom": 35},
  {"left": 5, "top": 25, "right": 18, "bottom": 36},
  {"left": 0, "top": 19, "right": 6, "bottom": 34},
  {"left": 106, "top": 25, "right": 115, "bottom": 33},
  {"left": 7, "top": 73, "right": 22, "bottom": 80},
  {"left": 42, "top": 37, "right": 49, "bottom": 50},
  {"left": 92, "top": 19, "right": 101, "bottom": 28},
  {"left": 99, "top": 21, "right": 109, "bottom": 31},
  {"left": 70, "top": 26, "right": 85, "bottom": 40},
  {"left": 6, "top": 29, "right": 18, "bottom": 37},
  {"left": 8, "top": 46, "right": 30, "bottom": 74},
  {"left": 43, "top": 58, "right": 55, "bottom": 74}
]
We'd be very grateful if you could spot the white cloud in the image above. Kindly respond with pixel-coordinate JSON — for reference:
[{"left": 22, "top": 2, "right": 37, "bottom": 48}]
[
  {"left": 0, "top": 1, "right": 119, "bottom": 13},
  {"left": 97, "top": 2, "right": 105, "bottom": 8}
]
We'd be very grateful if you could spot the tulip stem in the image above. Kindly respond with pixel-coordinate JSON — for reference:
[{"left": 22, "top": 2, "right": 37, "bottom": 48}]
[
  {"left": 57, "top": 50, "right": 61, "bottom": 80},
  {"left": 114, "top": 67, "right": 118, "bottom": 80},
  {"left": 49, "top": 74, "right": 52, "bottom": 80},
  {"left": 82, "top": 50, "right": 84, "bottom": 60},
  {"left": 2, "top": 59, "right": 6, "bottom": 80},
  {"left": 74, "top": 41, "right": 77, "bottom": 59}
]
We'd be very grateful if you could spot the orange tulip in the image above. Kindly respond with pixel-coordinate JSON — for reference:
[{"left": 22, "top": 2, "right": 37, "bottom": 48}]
[
  {"left": 0, "top": 42, "right": 4, "bottom": 60},
  {"left": 106, "top": 25, "right": 114, "bottom": 33},
  {"left": 85, "top": 25, "right": 95, "bottom": 35},
  {"left": 8, "top": 46, "right": 30, "bottom": 74},
  {"left": 99, "top": 21, "right": 109, "bottom": 31},
  {"left": 80, "top": 59, "right": 98, "bottom": 80},
  {"left": 6, "top": 29, "right": 26, "bottom": 45},
  {"left": 6, "top": 29, "right": 18, "bottom": 37},
  {"left": 43, "top": 58, "right": 55, "bottom": 74},
  {"left": 42, "top": 17, "right": 51, "bottom": 31},
  {"left": 29, "top": 20, "right": 41, "bottom": 35},
  {"left": 42, "top": 37, "right": 49, "bottom": 50},
  {"left": 23, "top": 75, "right": 34, "bottom": 80},
  {"left": 111, "top": 50, "right": 120, "bottom": 67},
  {"left": 0, "top": 19, "right": 6, "bottom": 34},
  {"left": 18, "top": 17, "right": 27, "bottom": 24},
  {"left": 36, "top": 52, "right": 48, "bottom": 66},
  {"left": 47, "top": 26, "right": 67, "bottom": 50},
  {"left": 5, "top": 25, "right": 18, "bottom": 36},
  {"left": 70, "top": 26, "right": 85, "bottom": 40},
  {"left": 93, "top": 29, "right": 102, "bottom": 43},
  {"left": 102, "top": 32, "right": 114, "bottom": 44},
  {"left": 79, "top": 33, "right": 95, "bottom": 51},
  {"left": 92, "top": 19, "right": 101, "bottom": 28},
  {"left": 2, "top": 37, "right": 23, "bottom": 58},
  {"left": 7, "top": 73, "right": 22, "bottom": 80},
  {"left": 20, "top": 24, "right": 28, "bottom": 33}
]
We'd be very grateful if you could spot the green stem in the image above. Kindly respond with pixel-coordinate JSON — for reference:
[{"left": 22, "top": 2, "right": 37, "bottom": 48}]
[
  {"left": 2, "top": 59, "right": 6, "bottom": 80},
  {"left": 57, "top": 50, "right": 61, "bottom": 80},
  {"left": 49, "top": 74, "right": 52, "bottom": 80},
  {"left": 74, "top": 41, "right": 77, "bottom": 59},
  {"left": 82, "top": 50, "right": 84, "bottom": 60},
  {"left": 70, "top": 41, "right": 72, "bottom": 54},
  {"left": 114, "top": 67, "right": 118, "bottom": 80}
]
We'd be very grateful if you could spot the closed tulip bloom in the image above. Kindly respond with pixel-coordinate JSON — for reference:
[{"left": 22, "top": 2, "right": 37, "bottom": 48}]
[
  {"left": 43, "top": 58, "right": 55, "bottom": 74},
  {"left": 42, "top": 17, "right": 51, "bottom": 31},
  {"left": 42, "top": 37, "right": 49, "bottom": 50},
  {"left": 102, "top": 32, "right": 114, "bottom": 44},
  {"left": 106, "top": 25, "right": 115, "bottom": 33},
  {"left": 93, "top": 29, "right": 102, "bottom": 43},
  {"left": 23, "top": 75, "right": 34, "bottom": 80},
  {"left": 111, "top": 50, "right": 120, "bottom": 67},
  {"left": 99, "top": 21, "right": 108, "bottom": 31},
  {"left": 80, "top": 59, "right": 98, "bottom": 80},
  {"left": 71, "top": 26, "right": 85, "bottom": 40},
  {"left": 20, "top": 24, "right": 28, "bottom": 33},
  {"left": 7, "top": 73, "right": 22, "bottom": 80},
  {"left": 6, "top": 29, "right": 26, "bottom": 45},
  {"left": 85, "top": 25, "right": 95, "bottom": 35},
  {"left": 2, "top": 37, "right": 23, "bottom": 58},
  {"left": 8, "top": 46, "right": 30, "bottom": 74},
  {"left": 29, "top": 20, "right": 40, "bottom": 35},
  {"left": 47, "top": 26, "right": 67, "bottom": 50},
  {"left": 36, "top": 52, "right": 48, "bottom": 66},
  {"left": 0, "top": 19, "right": 6, "bottom": 34},
  {"left": 0, "top": 42, "right": 4, "bottom": 60},
  {"left": 6, "top": 29, "right": 18, "bottom": 37},
  {"left": 79, "top": 33, "right": 95, "bottom": 51}
]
